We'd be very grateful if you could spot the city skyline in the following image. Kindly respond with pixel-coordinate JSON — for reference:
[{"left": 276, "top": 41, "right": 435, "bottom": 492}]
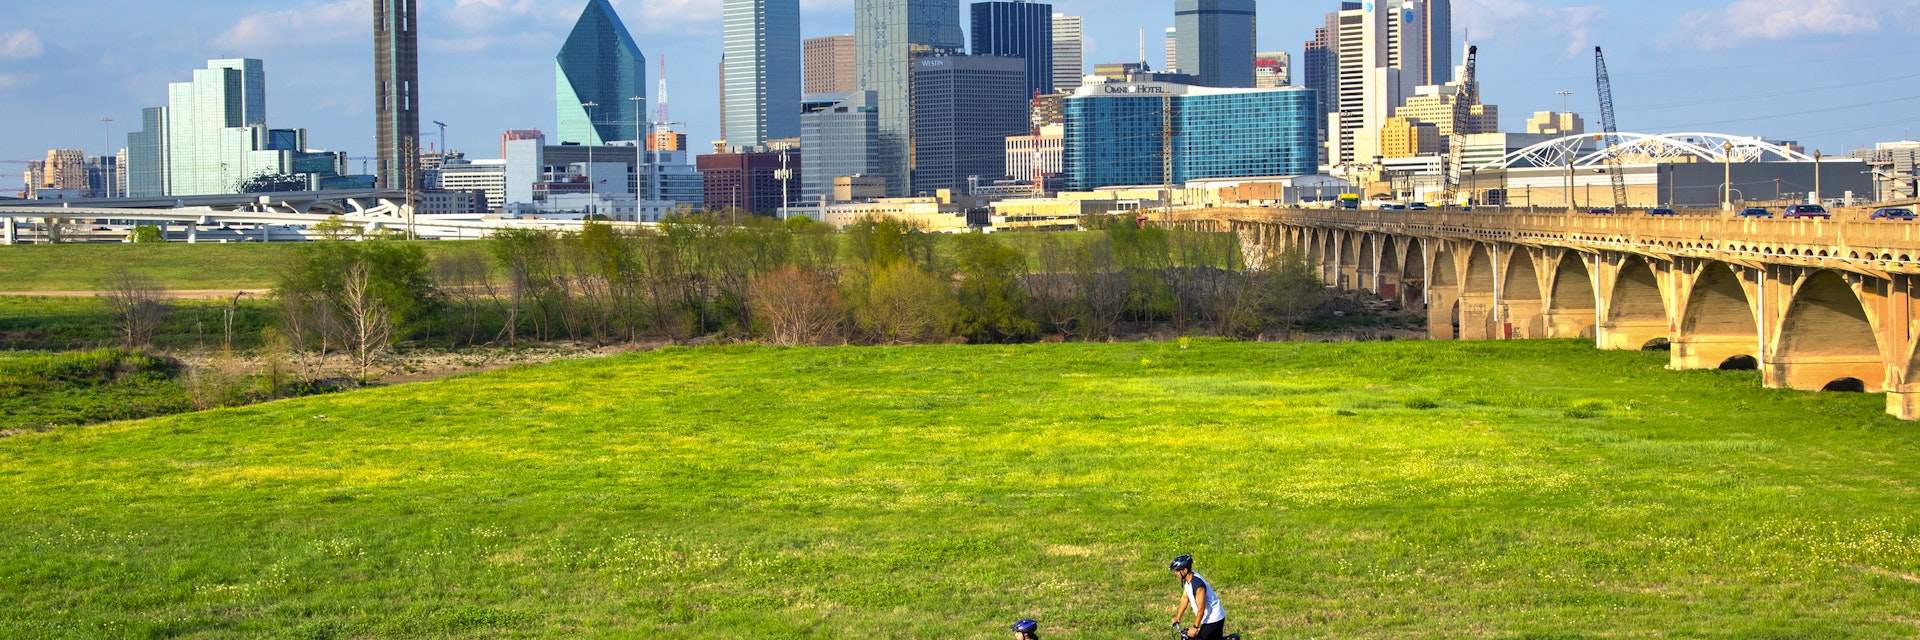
[{"left": 3, "top": 0, "right": 1919, "bottom": 169}]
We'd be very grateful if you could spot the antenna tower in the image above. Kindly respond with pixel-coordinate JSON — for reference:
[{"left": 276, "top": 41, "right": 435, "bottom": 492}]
[{"left": 656, "top": 56, "right": 671, "bottom": 126}]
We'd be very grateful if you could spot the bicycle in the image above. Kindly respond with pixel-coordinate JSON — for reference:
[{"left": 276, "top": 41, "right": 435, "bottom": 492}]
[{"left": 1169, "top": 622, "right": 1241, "bottom": 640}]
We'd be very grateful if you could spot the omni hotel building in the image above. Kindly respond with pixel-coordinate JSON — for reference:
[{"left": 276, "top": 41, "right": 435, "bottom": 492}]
[{"left": 1063, "top": 82, "right": 1319, "bottom": 191}]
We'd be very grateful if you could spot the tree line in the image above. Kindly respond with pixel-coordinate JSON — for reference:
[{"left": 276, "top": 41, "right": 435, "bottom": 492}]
[{"left": 253, "top": 213, "right": 1324, "bottom": 374}]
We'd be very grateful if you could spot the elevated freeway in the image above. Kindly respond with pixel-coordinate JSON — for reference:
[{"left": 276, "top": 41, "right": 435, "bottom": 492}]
[{"left": 1165, "top": 207, "right": 1920, "bottom": 420}]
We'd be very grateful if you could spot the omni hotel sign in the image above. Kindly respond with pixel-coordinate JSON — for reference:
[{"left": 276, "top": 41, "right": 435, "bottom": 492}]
[{"left": 1083, "top": 82, "right": 1192, "bottom": 97}]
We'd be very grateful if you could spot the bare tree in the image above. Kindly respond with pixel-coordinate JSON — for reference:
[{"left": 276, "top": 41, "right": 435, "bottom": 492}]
[
  {"left": 749, "top": 266, "right": 845, "bottom": 345},
  {"left": 335, "top": 260, "right": 393, "bottom": 383},
  {"left": 100, "top": 268, "right": 169, "bottom": 351}
]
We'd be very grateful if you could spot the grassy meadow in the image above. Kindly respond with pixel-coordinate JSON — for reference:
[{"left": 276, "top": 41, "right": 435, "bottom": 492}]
[
  {"left": 2, "top": 340, "right": 1917, "bottom": 638},
  {"left": 0, "top": 242, "right": 480, "bottom": 293}
]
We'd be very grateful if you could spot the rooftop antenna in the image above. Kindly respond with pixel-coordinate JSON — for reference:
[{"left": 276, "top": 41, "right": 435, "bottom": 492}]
[
  {"left": 1138, "top": 28, "right": 1146, "bottom": 67},
  {"left": 656, "top": 55, "right": 671, "bottom": 126}
]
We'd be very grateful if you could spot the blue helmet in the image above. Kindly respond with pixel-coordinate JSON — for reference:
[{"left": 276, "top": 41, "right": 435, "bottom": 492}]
[
  {"left": 1169, "top": 554, "right": 1194, "bottom": 571},
  {"left": 1012, "top": 619, "right": 1039, "bottom": 633}
]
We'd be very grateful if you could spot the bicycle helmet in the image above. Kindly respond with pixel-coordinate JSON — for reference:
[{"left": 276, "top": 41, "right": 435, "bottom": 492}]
[
  {"left": 1169, "top": 554, "right": 1194, "bottom": 571},
  {"left": 1011, "top": 619, "right": 1039, "bottom": 634}
]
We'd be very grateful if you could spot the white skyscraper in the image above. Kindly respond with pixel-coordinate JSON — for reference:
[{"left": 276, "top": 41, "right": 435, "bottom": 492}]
[
  {"left": 1164, "top": 28, "right": 1178, "bottom": 73},
  {"left": 724, "top": 0, "right": 802, "bottom": 148},
  {"left": 1330, "top": 0, "right": 1430, "bottom": 167},
  {"left": 1051, "top": 13, "right": 1084, "bottom": 92}
]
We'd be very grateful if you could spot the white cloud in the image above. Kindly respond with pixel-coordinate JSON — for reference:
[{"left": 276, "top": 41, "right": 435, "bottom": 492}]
[
  {"left": 0, "top": 29, "right": 45, "bottom": 60},
  {"left": 1457, "top": 0, "right": 1607, "bottom": 57},
  {"left": 1678, "top": 0, "right": 1880, "bottom": 48},
  {"left": 217, "top": 1, "right": 362, "bottom": 50},
  {"left": 0, "top": 73, "right": 28, "bottom": 89}
]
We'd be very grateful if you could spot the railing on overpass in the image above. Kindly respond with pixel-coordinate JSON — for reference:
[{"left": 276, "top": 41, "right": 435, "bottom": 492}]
[{"left": 1188, "top": 207, "right": 1920, "bottom": 277}]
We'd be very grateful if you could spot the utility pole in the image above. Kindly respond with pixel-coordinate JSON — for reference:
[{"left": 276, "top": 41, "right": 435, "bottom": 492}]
[
  {"left": 100, "top": 117, "right": 113, "bottom": 157},
  {"left": 775, "top": 142, "right": 793, "bottom": 220},
  {"left": 582, "top": 101, "right": 598, "bottom": 218},
  {"left": 1814, "top": 150, "right": 1823, "bottom": 204}
]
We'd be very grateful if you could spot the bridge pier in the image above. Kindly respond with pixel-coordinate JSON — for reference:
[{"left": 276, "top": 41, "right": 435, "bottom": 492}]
[
  {"left": 186, "top": 222, "right": 198, "bottom": 244},
  {"left": 1, "top": 217, "right": 13, "bottom": 245}
]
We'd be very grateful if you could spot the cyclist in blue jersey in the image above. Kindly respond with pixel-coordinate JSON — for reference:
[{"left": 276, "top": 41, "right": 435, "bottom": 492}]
[
  {"left": 1010, "top": 618, "right": 1040, "bottom": 639},
  {"left": 1168, "top": 554, "right": 1227, "bottom": 640}
]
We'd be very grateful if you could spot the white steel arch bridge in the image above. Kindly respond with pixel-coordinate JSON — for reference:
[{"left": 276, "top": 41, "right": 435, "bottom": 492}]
[{"left": 1479, "top": 132, "right": 1816, "bottom": 171}]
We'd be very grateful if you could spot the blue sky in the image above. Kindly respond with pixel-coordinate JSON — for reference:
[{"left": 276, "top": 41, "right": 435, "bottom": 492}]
[{"left": 3, "top": 0, "right": 1919, "bottom": 170}]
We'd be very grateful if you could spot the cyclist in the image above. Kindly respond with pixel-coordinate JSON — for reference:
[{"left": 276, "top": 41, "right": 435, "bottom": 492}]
[
  {"left": 1168, "top": 554, "right": 1227, "bottom": 640},
  {"left": 1011, "top": 618, "right": 1040, "bottom": 640}
]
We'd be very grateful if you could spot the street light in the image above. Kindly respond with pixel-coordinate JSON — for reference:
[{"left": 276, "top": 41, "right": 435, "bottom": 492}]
[
  {"left": 582, "top": 101, "right": 599, "bottom": 218},
  {"left": 1722, "top": 140, "right": 1734, "bottom": 212}
]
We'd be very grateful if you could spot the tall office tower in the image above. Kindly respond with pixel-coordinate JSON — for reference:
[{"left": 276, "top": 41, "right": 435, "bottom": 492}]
[
  {"left": 1330, "top": 0, "right": 1428, "bottom": 167},
  {"left": 1254, "top": 52, "right": 1290, "bottom": 88},
  {"left": 1050, "top": 13, "right": 1084, "bottom": 91},
  {"left": 724, "top": 0, "right": 801, "bottom": 148},
  {"left": 1063, "top": 82, "right": 1317, "bottom": 190},
  {"left": 717, "top": 56, "right": 728, "bottom": 145},
  {"left": 1164, "top": 28, "right": 1179, "bottom": 73},
  {"left": 910, "top": 55, "right": 1029, "bottom": 194},
  {"left": 1425, "top": 0, "right": 1452, "bottom": 86},
  {"left": 855, "top": 0, "right": 964, "bottom": 196},
  {"left": 1173, "top": 0, "right": 1255, "bottom": 88},
  {"left": 41, "top": 150, "right": 88, "bottom": 191},
  {"left": 557, "top": 0, "right": 646, "bottom": 146},
  {"left": 805, "top": 35, "right": 858, "bottom": 94},
  {"left": 375, "top": 0, "right": 419, "bottom": 190},
  {"left": 971, "top": 1, "right": 1055, "bottom": 96},
  {"left": 126, "top": 59, "right": 363, "bottom": 196},
  {"left": 500, "top": 129, "right": 544, "bottom": 158},
  {"left": 800, "top": 91, "right": 881, "bottom": 201}
]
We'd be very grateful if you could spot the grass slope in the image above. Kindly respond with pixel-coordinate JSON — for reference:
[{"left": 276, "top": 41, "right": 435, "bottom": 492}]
[
  {"left": 0, "top": 242, "right": 475, "bottom": 293},
  {"left": 2, "top": 340, "right": 1917, "bottom": 638}
]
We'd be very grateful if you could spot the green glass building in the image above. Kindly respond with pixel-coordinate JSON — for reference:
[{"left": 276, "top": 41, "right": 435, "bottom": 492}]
[{"left": 557, "top": 0, "right": 647, "bottom": 146}]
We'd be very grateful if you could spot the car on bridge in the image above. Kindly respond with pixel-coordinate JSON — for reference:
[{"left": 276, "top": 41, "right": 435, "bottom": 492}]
[
  {"left": 1737, "top": 207, "right": 1774, "bottom": 218},
  {"left": 1586, "top": 207, "right": 1616, "bottom": 215},
  {"left": 1409, "top": 202, "right": 1431, "bottom": 211},
  {"left": 1871, "top": 207, "right": 1916, "bottom": 221},
  {"left": 1647, "top": 207, "right": 1678, "bottom": 216},
  {"left": 1783, "top": 204, "right": 1832, "bottom": 219}
]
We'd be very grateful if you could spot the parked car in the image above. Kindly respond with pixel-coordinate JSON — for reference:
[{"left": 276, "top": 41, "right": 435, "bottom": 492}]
[
  {"left": 1783, "top": 204, "right": 1832, "bottom": 219},
  {"left": 1737, "top": 207, "right": 1774, "bottom": 218},
  {"left": 1871, "top": 207, "right": 1917, "bottom": 221},
  {"left": 1646, "top": 207, "right": 1678, "bottom": 216},
  {"left": 1409, "top": 202, "right": 1430, "bottom": 211}
]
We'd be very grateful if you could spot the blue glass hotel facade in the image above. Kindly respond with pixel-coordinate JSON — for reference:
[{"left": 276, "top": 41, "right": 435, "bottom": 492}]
[{"left": 1063, "top": 82, "right": 1318, "bottom": 191}]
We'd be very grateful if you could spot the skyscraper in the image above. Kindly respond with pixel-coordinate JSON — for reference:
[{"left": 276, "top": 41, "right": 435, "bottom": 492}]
[
  {"left": 1063, "top": 81, "right": 1318, "bottom": 190},
  {"left": 971, "top": 1, "right": 1054, "bottom": 96},
  {"left": 1301, "top": 7, "right": 1349, "bottom": 165},
  {"left": 855, "top": 0, "right": 965, "bottom": 196},
  {"left": 805, "top": 35, "right": 858, "bottom": 94},
  {"left": 1330, "top": 0, "right": 1428, "bottom": 167},
  {"left": 375, "top": 0, "right": 419, "bottom": 190},
  {"left": 800, "top": 91, "right": 881, "bottom": 201},
  {"left": 1426, "top": 0, "right": 1453, "bottom": 87},
  {"left": 1164, "top": 28, "right": 1179, "bottom": 73},
  {"left": 1051, "top": 13, "right": 1084, "bottom": 91},
  {"left": 1173, "top": 0, "right": 1255, "bottom": 88},
  {"left": 910, "top": 55, "right": 1029, "bottom": 194},
  {"left": 724, "top": 0, "right": 802, "bottom": 148},
  {"left": 556, "top": 0, "right": 646, "bottom": 146},
  {"left": 125, "top": 59, "right": 363, "bottom": 196}
]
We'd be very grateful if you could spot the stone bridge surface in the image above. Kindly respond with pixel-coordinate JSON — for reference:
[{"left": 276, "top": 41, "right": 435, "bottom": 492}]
[{"left": 1166, "top": 208, "right": 1920, "bottom": 420}]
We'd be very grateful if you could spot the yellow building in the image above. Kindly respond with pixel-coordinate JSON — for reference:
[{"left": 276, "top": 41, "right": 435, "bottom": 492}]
[
  {"left": 1393, "top": 83, "right": 1497, "bottom": 140},
  {"left": 1379, "top": 117, "right": 1442, "bottom": 159},
  {"left": 819, "top": 190, "right": 978, "bottom": 231},
  {"left": 1526, "top": 111, "right": 1585, "bottom": 136}
]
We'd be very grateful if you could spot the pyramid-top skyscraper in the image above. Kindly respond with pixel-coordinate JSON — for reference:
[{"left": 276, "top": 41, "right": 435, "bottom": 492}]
[{"left": 557, "top": 0, "right": 647, "bottom": 145}]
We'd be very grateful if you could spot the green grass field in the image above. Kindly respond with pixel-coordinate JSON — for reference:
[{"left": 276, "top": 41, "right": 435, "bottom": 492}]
[
  {"left": 3, "top": 340, "right": 1917, "bottom": 638},
  {"left": 0, "top": 242, "right": 481, "bottom": 293}
]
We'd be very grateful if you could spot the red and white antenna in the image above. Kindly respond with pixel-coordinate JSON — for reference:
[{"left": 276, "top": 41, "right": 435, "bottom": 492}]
[{"left": 655, "top": 56, "right": 670, "bottom": 126}]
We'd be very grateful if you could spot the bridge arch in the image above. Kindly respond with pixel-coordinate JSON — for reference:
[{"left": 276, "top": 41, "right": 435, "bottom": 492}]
[
  {"left": 1399, "top": 237, "right": 1427, "bottom": 309},
  {"left": 1378, "top": 237, "right": 1403, "bottom": 302},
  {"left": 1501, "top": 250, "right": 1546, "bottom": 339},
  {"left": 1769, "top": 270, "right": 1885, "bottom": 392},
  {"left": 1357, "top": 234, "right": 1378, "bottom": 294},
  {"left": 1601, "top": 256, "right": 1670, "bottom": 351},
  {"left": 1675, "top": 263, "right": 1759, "bottom": 370},
  {"left": 1427, "top": 243, "right": 1463, "bottom": 340},
  {"left": 1546, "top": 253, "right": 1598, "bottom": 339},
  {"left": 1460, "top": 244, "right": 1498, "bottom": 339}
]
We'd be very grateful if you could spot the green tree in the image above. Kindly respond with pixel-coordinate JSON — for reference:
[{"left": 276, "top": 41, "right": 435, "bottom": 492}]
[{"left": 954, "top": 234, "right": 1038, "bottom": 343}]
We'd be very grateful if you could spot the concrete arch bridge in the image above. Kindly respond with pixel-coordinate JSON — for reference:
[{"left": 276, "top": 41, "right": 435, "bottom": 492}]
[{"left": 1166, "top": 207, "right": 1920, "bottom": 420}]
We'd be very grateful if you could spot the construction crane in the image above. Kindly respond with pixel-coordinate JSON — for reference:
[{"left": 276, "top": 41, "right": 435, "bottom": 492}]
[
  {"left": 1594, "top": 46, "right": 1629, "bottom": 211},
  {"left": 1442, "top": 45, "right": 1478, "bottom": 207},
  {"left": 431, "top": 121, "right": 448, "bottom": 154}
]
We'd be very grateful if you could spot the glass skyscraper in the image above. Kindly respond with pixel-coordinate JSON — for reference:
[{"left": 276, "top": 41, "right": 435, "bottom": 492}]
[
  {"left": 799, "top": 91, "right": 880, "bottom": 202},
  {"left": 1064, "top": 82, "right": 1318, "bottom": 191},
  {"left": 855, "top": 0, "right": 964, "bottom": 197},
  {"left": 557, "top": 0, "right": 646, "bottom": 146},
  {"left": 124, "top": 59, "right": 362, "bottom": 196},
  {"left": 970, "top": 1, "right": 1054, "bottom": 96},
  {"left": 1174, "top": 0, "right": 1256, "bottom": 88},
  {"left": 724, "top": 0, "right": 801, "bottom": 148}
]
